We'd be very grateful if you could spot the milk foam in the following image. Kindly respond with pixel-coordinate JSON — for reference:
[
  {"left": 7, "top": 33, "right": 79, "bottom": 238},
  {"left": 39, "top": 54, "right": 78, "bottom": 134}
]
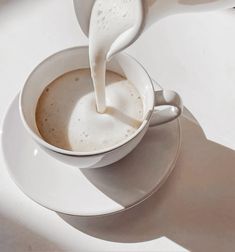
[
  {"left": 36, "top": 69, "right": 143, "bottom": 152},
  {"left": 89, "top": 0, "right": 138, "bottom": 113}
]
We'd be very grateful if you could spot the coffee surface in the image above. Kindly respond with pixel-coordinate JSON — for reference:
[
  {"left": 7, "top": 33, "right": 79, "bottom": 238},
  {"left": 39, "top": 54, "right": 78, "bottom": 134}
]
[{"left": 36, "top": 69, "right": 143, "bottom": 152}]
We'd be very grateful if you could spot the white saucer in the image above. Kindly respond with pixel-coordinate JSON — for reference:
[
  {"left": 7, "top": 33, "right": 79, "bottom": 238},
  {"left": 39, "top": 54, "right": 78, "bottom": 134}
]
[{"left": 2, "top": 82, "right": 181, "bottom": 216}]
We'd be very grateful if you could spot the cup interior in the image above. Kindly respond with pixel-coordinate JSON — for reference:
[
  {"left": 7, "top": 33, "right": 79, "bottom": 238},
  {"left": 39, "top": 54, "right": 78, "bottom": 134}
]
[{"left": 20, "top": 46, "right": 154, "bottom": 155}]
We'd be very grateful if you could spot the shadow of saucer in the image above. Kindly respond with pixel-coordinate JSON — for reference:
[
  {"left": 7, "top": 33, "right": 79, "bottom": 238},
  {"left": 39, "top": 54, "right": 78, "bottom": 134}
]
[{"left": 58, "top": 114, "right": 235, "bottom": 252}]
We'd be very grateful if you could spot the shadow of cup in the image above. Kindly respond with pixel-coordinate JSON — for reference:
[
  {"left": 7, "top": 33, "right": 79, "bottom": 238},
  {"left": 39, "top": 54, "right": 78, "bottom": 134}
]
[{"left": 58, "top": 111, "right": 235, "bottom": 252}]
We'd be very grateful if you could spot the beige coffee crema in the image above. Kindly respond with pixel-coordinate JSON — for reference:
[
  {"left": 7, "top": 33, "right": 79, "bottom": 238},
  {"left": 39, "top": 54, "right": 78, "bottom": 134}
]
[{"left": 36, "top": 69, "right": 143, "bottom": 152}]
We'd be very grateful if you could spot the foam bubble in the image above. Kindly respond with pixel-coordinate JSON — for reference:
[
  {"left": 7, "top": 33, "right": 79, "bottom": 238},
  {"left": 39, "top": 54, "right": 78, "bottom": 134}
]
[{"left": 97, "top": 10, "right": 103, "bottom": 16}]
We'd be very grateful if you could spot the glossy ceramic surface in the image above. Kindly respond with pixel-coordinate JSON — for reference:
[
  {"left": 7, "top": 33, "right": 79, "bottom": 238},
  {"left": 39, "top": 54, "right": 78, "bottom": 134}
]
[
  {"left": 19, "top": 46, "right": 182, "bottom": 168},
  {"left": 2, "top": 81, "right": 181, "bottom": 216}
]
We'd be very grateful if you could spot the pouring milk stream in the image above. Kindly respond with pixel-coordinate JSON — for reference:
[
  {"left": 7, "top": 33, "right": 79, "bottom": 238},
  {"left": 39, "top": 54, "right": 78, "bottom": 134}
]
[
  {"left": 76, "top": 0, "right": 235, "bottom": 113},
  {"left": 89, "top": 0, "right": 143, "bottom": 113}
]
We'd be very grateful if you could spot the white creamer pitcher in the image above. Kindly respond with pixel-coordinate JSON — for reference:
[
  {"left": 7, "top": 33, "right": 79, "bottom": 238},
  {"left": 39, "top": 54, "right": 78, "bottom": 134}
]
[{"left": 74, "top": 0, "right": 235, "bottom": 59}]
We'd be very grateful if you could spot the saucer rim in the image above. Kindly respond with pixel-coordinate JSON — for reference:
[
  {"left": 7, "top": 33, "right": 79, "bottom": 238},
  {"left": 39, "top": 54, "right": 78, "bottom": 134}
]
[{"left": 1, "top": 81, "right": 181, "bottom": 216}]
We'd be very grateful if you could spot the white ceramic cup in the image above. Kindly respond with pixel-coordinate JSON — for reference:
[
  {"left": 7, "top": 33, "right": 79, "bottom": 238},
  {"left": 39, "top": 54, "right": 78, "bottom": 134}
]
[{"left": 20, "top": 46, "right": 182, "bottom": 168}]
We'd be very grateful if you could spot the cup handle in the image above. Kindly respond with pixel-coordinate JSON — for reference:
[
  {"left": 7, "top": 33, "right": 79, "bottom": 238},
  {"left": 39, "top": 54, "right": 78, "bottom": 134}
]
[{"left": 149, "top": 90, "right": 183, "bottom": 127}]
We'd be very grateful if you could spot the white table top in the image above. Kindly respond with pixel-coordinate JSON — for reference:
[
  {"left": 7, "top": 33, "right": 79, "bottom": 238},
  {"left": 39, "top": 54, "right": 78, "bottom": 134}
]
[{"left": 1, "top": 1, "right": 235, "bottom": 251}]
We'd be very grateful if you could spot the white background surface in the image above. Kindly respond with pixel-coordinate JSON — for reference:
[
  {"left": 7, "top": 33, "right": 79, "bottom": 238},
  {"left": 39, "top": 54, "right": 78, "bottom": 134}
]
[{"left": 1, "top": 0, "right": 235, "bottom": 251}]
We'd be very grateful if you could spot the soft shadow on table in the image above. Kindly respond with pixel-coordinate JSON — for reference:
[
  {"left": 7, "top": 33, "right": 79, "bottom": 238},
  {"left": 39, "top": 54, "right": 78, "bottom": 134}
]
[
  {"left": 0, "top": 214, "right": 62, "bottom": 252},
  {"left": 0, "top": 0, "right": 48, "bottom": 17},
  {"left": 58, "top": 113, "right": 235, "bottom": 252}
]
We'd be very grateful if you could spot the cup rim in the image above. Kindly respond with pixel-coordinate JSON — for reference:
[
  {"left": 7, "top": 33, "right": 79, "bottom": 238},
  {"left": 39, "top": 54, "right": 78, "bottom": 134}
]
[{"left": 19, "top": 46, "right": 155, "bottom": 157}]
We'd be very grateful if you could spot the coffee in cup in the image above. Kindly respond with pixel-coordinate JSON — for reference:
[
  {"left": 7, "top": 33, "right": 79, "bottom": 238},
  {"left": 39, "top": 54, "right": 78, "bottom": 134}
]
[{"left": 35, "top": 68, "right": 143, "bottom": 152}]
